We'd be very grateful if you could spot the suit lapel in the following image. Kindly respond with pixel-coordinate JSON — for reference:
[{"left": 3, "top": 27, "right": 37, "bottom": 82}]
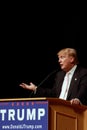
[{"left": 66, "top": 67, "right": 79, "bottom": 99}]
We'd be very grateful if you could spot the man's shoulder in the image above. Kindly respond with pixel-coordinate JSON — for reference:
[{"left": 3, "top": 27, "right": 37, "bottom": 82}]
[
  {"left": 56, "top": 70, "right": 65, "bottom": 76},
  {"left": 76, "top": 65, "right": 87, "bottom": 74}
]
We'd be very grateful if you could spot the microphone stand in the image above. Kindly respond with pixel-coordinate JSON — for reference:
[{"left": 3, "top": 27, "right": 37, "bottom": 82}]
[{"left": 29, "top": 69, "right": 58, "bottom": 97}]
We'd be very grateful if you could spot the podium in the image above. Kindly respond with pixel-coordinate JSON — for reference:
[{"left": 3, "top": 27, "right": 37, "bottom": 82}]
[
  {"left": 0, "top": 97, "right": 87, "bottom": 130},
  {"left": 48, "top": 98, "right": 87, "bottom": 130}
]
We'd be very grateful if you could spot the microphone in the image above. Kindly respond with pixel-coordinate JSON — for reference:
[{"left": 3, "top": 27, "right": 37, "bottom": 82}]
[
  {"left": 29, "top": 69, "right": 59, "bottom": 97},
  {"left": 37, "top": 69, "right": 58, "bottom": 87}
]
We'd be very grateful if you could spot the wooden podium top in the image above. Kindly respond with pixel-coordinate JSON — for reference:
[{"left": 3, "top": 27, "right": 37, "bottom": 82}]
[{"left": 0, "top": 97, "right": 87, "bottom": 110}]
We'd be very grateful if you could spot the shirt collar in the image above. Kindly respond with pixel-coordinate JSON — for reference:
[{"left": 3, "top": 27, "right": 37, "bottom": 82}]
[{"left": 67, "top": 65, "right": 77, "bottom": 75}]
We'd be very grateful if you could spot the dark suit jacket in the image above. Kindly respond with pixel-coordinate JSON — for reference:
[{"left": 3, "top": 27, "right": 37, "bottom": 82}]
[{"left": 33, "top": 65, "right": 87, "bottom": 105}]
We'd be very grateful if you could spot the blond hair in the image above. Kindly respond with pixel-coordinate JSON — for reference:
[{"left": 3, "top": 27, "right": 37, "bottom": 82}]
[{"left": 57, "top": 48, "right": 79, "bottom": 64}]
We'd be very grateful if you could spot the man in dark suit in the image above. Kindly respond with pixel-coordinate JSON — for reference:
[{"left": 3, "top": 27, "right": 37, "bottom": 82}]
[{"left": 19, "top": 48, "right": 87, "bottom": 105}]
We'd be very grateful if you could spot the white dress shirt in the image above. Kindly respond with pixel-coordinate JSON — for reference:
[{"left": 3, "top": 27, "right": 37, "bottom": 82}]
[{"left": 59, "top": 65, "right": 77, "bottom": 100}]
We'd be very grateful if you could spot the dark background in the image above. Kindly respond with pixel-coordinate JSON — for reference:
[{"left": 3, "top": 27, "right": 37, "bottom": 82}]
[{"left": 1, "top": 6, "right": 86, "bottom": 99}]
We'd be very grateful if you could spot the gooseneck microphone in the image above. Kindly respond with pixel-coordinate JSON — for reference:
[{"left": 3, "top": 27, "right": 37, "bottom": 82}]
[
  {"left": 29, "top": 69, "right": 59, "bottom": 97},
  {"left": 37, "top": 69, "right": 58, "bottom": 87}
]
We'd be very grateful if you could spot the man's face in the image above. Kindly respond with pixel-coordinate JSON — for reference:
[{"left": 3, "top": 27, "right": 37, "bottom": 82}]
[{"left": 58, "top": 53, "right": 73, "bottom": 72}]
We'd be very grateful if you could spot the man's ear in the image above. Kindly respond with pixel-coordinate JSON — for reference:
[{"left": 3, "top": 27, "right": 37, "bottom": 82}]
[{"left": 70, "top": 57, "right": 74, "bottom": 63}]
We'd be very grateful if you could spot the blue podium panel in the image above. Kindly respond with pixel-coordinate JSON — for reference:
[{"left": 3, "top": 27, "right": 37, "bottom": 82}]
[{"left": 0, "top": 100, "right": 48, "bottom": 130}]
